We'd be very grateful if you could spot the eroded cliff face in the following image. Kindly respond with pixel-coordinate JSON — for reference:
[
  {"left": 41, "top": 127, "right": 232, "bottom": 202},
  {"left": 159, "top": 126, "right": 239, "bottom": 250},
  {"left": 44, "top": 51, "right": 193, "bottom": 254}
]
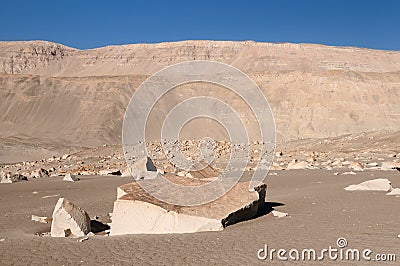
[
  {"left": 0, "top": 41, "right": 76, "bottom": 74},
  {"left": 0, "top": 40, "right": 399, "bottom": 149},
  {"left": 2, "top": 40, "right": 400, "bottom": 76}
]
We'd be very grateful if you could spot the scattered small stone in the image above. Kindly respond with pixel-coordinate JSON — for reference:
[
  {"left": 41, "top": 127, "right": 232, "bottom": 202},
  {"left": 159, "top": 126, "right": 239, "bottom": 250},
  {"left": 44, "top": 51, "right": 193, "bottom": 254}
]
[
  {"left": 78, "top": 236, "right": 89, "bottom": 242},
  {"left": 271, "top": 210, "right": 288, "bottom": 218},
  {"left": 342, "top": 171, "right": 357, "bottom": 175},
  {"left": 32, "top": 215, "right": 52, "bottom": 224},
  {"left": 39, "top": 232, "right": 51, "bottom": 237},
  {"left": 287, "top": 160, "right": 311, "bottom": 170},
  {"left": 42, "top": 194, "right": 60, "bottom": 199},
  {"left": 63, "top": 173, "right": 80, "bottom": 182},
  {"left": 348, "top": 162, "right": 363, "bottom": 171},
  {"left": 177, "top": 171, "right": 187, "bottom": 177},
  {"left": 31, "top": 168, "right": 49, "bottom": 178},
  {"left": 98, "top": 169, "right": 121, "bottom": 176},
  {"left": 1, "top": 173, "right": 28, "bottom": 183}
]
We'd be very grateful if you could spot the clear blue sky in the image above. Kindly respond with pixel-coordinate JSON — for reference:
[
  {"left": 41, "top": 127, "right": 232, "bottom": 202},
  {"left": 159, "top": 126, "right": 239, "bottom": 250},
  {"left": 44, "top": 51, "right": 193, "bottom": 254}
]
[{"left": 1, "top": 0, "right": 399, "bottom": 50}]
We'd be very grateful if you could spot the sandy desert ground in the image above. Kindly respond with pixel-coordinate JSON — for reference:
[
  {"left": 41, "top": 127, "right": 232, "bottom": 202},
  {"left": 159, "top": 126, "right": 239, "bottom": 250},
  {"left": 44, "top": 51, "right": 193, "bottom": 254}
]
[
  {"left": 0, "top": 170, "right": 399, "bottom": 265},
  {"left": 0, "top": 40, "right": 399, "bottom": 265}
]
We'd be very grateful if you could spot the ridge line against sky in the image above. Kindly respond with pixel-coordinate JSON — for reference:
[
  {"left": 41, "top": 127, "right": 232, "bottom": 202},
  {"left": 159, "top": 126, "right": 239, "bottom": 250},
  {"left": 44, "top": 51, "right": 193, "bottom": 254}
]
[
  {"left": 3, "top": 39, "right": 400, "bottom": 53},
  {"left": 0, "top": 0, "right": 399, "bottom": 51}
]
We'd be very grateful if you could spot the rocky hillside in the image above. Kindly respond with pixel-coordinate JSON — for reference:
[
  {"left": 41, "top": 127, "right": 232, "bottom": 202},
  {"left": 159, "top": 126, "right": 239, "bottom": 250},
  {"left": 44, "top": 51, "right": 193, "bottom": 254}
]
[
  {"left": 0, "top": 40, "right": 399, "bottom": 154},
  {"left": 1, "top": 40, "right": 400, "bottom": 76},
  {"left": 0, "top": 41, "right": 75, "bottom": 74}
]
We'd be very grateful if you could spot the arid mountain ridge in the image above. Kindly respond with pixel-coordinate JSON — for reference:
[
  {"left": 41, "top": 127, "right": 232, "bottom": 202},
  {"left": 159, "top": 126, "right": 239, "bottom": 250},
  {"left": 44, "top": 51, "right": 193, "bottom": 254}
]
[
  {"left": 0, "top": 40, "right": 399, "bottom": 159},
  {"left": 1, "top": 40, "right": 400, "bottom": 76}
]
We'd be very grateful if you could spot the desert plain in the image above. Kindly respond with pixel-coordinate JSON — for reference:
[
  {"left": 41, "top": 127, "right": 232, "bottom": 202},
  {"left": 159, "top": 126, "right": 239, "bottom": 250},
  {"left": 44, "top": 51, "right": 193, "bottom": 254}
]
[{"left": 0, "top": 40, "right": 399, "bottom": 265}]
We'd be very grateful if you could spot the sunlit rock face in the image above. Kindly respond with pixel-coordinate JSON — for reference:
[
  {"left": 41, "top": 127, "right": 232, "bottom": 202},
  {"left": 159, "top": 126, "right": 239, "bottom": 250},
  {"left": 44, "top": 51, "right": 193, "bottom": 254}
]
[
  {"left": 50, "top": 198, "right": 91, "bottom": 237},
  {"left": 110, "top": 175, "right": 266, "bottom": 235}
]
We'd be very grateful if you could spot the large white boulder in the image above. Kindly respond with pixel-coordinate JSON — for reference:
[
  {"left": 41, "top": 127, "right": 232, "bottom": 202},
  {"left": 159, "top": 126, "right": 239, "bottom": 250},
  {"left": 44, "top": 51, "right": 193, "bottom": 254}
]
[
  {"left": 110, "top": 176, "right": 266, "bottom": 235},
  {"left": 344, "top": 178, "right": 393, "bottom": 192},
  {"left": 50, "top": 198, "right": 91, "bottom": 237},
  {"left": 111, "top": 200, "right": 223, "bottom": 235}
]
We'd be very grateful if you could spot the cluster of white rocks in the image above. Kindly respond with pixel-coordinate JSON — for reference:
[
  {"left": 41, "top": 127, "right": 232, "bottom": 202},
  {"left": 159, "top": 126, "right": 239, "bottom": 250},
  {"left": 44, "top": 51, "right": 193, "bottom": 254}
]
[
  {"left": 272, "top": 151, "right": 400, "bottom": 172},
  {"left": 1, "top": 141, "right": 399, "bottom": 185},
  {"left": 30, "top": 154, "right": 269, "bottom": 237},
  {"left": 0, "top": 172, "right": 28, "bottom": 183},
  {"left": 0, "top": 167, "right": 51, "bottom": 183},
  {"left": 3, "top": 140, "right": 398, "bottom": 237}
]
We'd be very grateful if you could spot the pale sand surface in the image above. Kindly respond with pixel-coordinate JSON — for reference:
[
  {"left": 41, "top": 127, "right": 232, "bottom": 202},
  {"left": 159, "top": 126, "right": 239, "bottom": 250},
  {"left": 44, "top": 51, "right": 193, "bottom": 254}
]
[
  {"left": 0, "top": 170, "right": 399, "bottom": 265},
  {"left": 0, "top": 40, "right": 399, "bottom": 265}
]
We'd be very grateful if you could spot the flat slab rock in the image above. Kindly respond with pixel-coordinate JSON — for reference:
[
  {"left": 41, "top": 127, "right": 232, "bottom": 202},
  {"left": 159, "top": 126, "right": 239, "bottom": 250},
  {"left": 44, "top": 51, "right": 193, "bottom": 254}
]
[
  {"left": 344, "top": 178, "right": 393, "bottom": 192},
  {"left": 110, "top": 175, "right": 266, "bottom": 235}
]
